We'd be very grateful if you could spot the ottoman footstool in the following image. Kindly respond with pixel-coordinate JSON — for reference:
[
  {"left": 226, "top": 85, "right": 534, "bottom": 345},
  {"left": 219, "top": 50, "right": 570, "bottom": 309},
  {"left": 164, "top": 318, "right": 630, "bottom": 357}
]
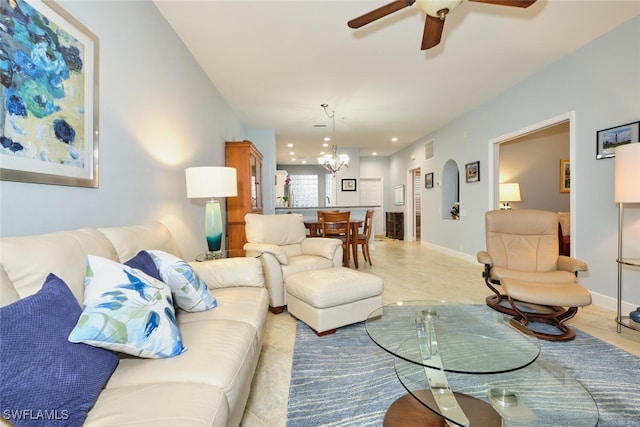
[{"left": 285, "top": 267, "right": 384, "bottom": 335}]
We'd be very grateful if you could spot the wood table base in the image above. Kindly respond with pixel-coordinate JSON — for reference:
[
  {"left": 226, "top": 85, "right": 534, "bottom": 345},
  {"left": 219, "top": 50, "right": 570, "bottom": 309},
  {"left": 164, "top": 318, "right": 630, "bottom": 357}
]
[{"left": 383, "top": 391, "right": 501, "bottom": 427}]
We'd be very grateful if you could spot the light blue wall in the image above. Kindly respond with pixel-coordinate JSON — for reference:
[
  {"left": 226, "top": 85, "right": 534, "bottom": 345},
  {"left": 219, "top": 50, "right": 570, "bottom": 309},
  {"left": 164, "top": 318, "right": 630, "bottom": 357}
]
[
  {"left": 0, "top": 1, "right": 246, "bottom": 261},
  {"left": 391, "top": 15, "right": 640, "bottom": 308}
]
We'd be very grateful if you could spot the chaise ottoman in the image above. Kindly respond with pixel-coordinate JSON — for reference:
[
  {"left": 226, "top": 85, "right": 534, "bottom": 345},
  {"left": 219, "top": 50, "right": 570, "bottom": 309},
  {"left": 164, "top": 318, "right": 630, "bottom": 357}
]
[{"left": 285, "top": 267, "right": 384, "bottom": 335}]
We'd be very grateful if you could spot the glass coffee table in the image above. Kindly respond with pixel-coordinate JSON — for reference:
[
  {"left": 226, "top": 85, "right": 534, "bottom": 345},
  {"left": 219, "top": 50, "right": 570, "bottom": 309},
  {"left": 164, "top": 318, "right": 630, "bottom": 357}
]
[{"left": 365, "top": 301, "right": 598, "bottom": 426}]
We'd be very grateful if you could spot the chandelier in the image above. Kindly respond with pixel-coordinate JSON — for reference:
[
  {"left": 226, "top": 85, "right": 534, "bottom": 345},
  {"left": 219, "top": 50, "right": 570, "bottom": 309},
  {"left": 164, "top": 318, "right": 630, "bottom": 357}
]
[{"left": 317, "top": 104, "right": 349, "bottom": 175}]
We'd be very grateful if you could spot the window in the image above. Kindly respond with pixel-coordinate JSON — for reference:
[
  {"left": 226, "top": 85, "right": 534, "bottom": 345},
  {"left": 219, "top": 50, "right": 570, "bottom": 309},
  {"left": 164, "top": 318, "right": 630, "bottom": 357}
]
[{"left": 289, "top": 175, "right": 318, "bottom": 207}]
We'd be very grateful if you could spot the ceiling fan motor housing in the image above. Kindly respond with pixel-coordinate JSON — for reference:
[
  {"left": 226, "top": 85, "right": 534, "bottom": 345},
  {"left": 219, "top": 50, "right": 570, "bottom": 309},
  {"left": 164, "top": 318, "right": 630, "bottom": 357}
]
[{"left": 416, "top": 0, "right": 463, "bottom": 17}]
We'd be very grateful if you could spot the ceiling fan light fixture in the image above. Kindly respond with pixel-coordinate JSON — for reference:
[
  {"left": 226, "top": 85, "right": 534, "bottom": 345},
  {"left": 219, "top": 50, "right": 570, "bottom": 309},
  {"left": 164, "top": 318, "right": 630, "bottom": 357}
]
[{"left": 416, "top": 0, "right": 462, "bottom": 18}]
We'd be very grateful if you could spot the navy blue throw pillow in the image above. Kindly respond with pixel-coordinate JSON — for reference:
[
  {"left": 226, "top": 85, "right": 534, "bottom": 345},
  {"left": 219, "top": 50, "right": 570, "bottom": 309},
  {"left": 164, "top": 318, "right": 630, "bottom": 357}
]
[
  {"left": 124, "top": 250, "right": 163, "bottom": 282},
  {"left": 0, "top": 274, "right": 119, "bottom": 426}
]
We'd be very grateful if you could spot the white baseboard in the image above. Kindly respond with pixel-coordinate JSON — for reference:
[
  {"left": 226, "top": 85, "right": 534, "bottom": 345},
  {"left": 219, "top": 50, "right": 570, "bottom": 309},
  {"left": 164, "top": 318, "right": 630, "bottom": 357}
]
[
  {"left": 420, "top": 241, "right": 477, "bottom": 265},
  {"left": 421, "top": 241, "right": 638, "bottom": 314},
  {"left": 591, "top": 291, "right": 636, "bottom": 314}
]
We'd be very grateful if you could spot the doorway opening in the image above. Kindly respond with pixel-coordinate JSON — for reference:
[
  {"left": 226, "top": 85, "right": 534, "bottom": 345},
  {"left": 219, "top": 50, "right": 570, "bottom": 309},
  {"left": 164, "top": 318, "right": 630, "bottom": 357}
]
[
  {"left": 489, "top": 112, "right": 574, "bottom": 254},
  {"left": 413, "top": 169, "right": 421, "bottom": 240}
]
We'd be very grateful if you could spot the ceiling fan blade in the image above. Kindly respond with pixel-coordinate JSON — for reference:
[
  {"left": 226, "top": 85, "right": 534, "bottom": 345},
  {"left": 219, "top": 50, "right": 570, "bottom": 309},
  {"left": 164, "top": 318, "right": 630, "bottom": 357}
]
[
  {"left": 468, "top": 0, "right": 536, "bottom": 7},
  {"left": 421, "top": 14, "right": 445, "bottom": 50},
  {"left": 348, "top": 0, "right": 415, "bottom": 29}
]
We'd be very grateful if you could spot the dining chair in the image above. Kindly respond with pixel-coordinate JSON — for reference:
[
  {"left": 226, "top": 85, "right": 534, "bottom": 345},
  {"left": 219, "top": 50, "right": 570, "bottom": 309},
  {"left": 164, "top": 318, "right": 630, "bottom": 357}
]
[
  {"left": 320, "top": 211, "right": 351, "bottom": 267},
  {"left": 354, "top": 210, "right": 374, "bottom": 266}
]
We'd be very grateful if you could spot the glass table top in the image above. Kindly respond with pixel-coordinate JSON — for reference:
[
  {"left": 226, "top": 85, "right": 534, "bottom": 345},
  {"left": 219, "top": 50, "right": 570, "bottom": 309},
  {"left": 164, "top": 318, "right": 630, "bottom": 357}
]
[
  {"left": 365, "top": 301, "right": 541, "bottom": 374},
  {"left": 394, "top": 354, "right": 598, "bottom": 426},
  {"left": 366, "top": 301, "right": 598, "bottom": 426}
]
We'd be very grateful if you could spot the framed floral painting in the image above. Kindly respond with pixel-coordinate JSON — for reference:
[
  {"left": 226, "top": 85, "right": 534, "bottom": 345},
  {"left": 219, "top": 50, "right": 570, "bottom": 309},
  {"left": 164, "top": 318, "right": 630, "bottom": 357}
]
[{"left": 0, "top": 0, "right": 99, "bottom": 187}]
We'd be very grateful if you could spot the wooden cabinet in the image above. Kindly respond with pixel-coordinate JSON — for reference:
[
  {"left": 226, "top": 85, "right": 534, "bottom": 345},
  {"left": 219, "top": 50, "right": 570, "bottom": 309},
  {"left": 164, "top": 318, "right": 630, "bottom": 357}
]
[
  {"left": 386, "top": 212, "right": 404, "bottom": 240},
  {"left": 226, "top": 140, "right": 263, "bottom": 255}
]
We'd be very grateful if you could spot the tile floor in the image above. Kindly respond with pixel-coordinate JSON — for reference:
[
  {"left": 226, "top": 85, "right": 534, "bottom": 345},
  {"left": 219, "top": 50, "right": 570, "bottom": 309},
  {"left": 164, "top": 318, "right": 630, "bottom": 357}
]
[{"left": 240, "top": 239, "right": 640, "bottom": 427}]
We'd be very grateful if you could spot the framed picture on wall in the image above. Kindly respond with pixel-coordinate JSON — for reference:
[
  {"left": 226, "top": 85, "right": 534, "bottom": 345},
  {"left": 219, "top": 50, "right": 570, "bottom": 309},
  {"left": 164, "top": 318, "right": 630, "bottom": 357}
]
[
  {"left": 341, "top": 178, "right": 356, "bottom": 191},
  {"left": 596, "top": 121, "right": 639, "bottom": 159},
  {"left": 465, "top": 161, "right": 480, "bottom": 183},
  {"left": 0, "top": 0, "right": 99, "bottom": 188},
  {"left": 425, "top": 172, "right": 434, "bottom": 189},
  {"left": 560, "top": 158, "right": 570, "bottom": 193},
  {"left": 394, "top": 185, "right": 405, "bottom": 205}
]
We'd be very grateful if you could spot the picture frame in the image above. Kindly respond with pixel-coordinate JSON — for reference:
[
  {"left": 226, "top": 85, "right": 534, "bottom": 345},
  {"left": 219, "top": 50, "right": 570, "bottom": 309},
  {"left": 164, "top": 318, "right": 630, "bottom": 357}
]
[
  {"left": 465, "top": 161, "right": 480, "bottom": 183},
  {"left": 425, "top": 172, "right": 434, "bottom": 189},
  {"left": 341, "top": 178, "right": 356, "bottom": 191},
  {"left": 394, "top": 185, "right": 405, "bottom": 206},
  {"left": 596, "top": 121, "right": 639, "bottom": 160},
  {"left": 0, "top": 0, "right": 100, "bottom": 188},
  {"left": 560, "top": 158, "right": 570, "bottom": 193}
]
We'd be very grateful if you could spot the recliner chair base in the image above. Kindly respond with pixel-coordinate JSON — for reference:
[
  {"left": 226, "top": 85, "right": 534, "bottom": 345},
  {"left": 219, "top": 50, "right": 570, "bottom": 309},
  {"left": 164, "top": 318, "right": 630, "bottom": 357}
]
[{"left": 486, "top": 290, "right": 580, "bottom": 342}]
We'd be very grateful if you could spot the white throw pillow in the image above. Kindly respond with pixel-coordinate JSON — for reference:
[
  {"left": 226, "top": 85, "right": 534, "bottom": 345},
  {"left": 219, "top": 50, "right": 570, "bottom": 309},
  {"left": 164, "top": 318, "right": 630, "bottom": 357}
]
[
  {"left": 69, "top": 255, "right": 186, "bottom": 358},
  {"left": 147, "top": 250, "right": 217, "bottom": 312}
]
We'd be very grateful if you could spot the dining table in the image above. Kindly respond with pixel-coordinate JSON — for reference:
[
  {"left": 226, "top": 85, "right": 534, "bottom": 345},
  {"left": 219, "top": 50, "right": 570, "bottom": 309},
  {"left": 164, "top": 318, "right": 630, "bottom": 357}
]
[{"left": 303, "top": 218, "right": 364, "bottom": 268}]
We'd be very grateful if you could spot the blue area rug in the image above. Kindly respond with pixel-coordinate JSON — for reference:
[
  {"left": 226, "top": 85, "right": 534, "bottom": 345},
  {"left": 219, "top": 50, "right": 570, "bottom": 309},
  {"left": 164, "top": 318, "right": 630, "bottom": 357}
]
[{"left": 287, "top": 316, "right": 640, "bottom": 426}]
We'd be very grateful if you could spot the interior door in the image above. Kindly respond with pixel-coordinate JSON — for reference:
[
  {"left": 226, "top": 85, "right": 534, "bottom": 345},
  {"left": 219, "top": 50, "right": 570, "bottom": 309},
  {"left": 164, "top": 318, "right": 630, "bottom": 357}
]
[{"left": 359, "top": 178, "right": 384, "bottom": 236}]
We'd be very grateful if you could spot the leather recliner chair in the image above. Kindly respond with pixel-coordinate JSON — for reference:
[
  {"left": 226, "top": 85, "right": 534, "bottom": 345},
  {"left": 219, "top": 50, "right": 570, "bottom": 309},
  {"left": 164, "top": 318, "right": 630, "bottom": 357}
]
[{"left": 477, "top": 209, "right": 591, "bottom": 341}]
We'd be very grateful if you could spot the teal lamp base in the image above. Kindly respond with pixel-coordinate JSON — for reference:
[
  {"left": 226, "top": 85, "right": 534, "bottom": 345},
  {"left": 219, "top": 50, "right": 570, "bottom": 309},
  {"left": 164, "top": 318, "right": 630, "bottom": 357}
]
[{"left": 205, "top": 199, "right": 223, "bottom": 257}]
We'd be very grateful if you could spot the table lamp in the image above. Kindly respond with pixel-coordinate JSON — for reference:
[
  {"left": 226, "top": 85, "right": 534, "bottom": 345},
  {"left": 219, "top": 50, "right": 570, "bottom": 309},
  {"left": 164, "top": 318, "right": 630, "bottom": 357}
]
[
  {"left": 499, "top": 183, "right": 521, "bottom": 210},
  {"left": 186, "top": 166, "right": 237, "bottom": 258}
]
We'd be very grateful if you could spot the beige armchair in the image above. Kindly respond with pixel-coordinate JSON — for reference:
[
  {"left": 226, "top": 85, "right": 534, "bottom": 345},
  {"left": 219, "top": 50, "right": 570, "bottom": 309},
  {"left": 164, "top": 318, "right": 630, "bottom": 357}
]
[
  {"left": 477, "top": 209, "right": 591, "bottom": 341},
  {"left": 243, "top": 213, "right": 343, "bottom": 313}
]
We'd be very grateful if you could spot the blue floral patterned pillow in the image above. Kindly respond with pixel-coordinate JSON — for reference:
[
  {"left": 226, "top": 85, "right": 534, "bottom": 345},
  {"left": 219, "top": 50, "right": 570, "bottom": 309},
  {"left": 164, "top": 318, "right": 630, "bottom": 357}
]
[
  {"left": 147, "top": 250, "right": 217, "bottom": 312},
  {"left": 69, "top": 255, "right": 186, "bottom": 358}
]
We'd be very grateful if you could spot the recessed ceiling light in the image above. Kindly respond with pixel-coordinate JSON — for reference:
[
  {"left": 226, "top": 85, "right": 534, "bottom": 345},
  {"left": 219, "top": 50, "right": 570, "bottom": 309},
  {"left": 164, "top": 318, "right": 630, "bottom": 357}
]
[
  {"left": 320, "top": 151, "right": 326, "bottom": 155},
  {"left": 291, "top": 157, "right": 296, "bottom": 161},
  {"left": 322, "top": 143, "right": 329, "bottom": 147},
  {"left": 289, "top": 151, "right": 295, "bottom": 155},
  {"left": 301, "top": 160, "right": 307, "bottom": 164},
  {"left": 287, "top": 143, "right": 293, "bottom": 148},
  {"left": 372, "top": 152, "right": 378, "bottom": 156},
  {"left": 391, "top": 137, "right": 398, "bottom": 142},
  {"left": 324, "top": 137, "right": 331, "bottom": 142}
]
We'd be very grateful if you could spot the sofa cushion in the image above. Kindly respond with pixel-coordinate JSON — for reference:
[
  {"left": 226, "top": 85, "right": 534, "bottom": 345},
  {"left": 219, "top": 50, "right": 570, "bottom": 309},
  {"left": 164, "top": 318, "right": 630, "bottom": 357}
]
[
  {"left": 147, "top": 250, "right": 217, "bottom": 312},
  {"left": 124, "top": 250, "right": 163, "bottom": 282},
  {"left": 178, "top": 286, "right": 269, "bottom": 344},
  {"left": 0, "top": 228, "right": 117, "bottom": 303},
  {"left": 0, "top": 274, "right": 119, "bottom": 426},
  {"left": 104, "top": 319, "right": 260, "bottom": 418},
  {"left": 69, "top": 256, "right": 185, "bottom": 358},
  {"left": 84, "top": 383, "right": 229, "bottom": 427},
  {"left": 98, "top": 222, "right": 182, "bottom": 263},
  {"left": 190, "top": 257, "right": 265, "bottom": 290},
  {"left": 0, "top": 264, "right": 20, "bottom": 307}
]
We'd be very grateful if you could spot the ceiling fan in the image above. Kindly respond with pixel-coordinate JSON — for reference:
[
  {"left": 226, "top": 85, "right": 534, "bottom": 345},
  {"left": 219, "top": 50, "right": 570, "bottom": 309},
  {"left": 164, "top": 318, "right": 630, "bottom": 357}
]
[{"left": 348, "top": 0, "right": 537, "bottom": 50}]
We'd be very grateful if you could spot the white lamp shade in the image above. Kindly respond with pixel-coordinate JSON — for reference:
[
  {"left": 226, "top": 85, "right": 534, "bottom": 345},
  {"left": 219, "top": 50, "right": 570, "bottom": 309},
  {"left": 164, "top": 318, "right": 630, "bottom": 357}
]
[
  {"left": 615, "top": 143, "right": 640, "bottom": 203},
  {"left": 499, "top": 183, "right": 521, "bottom": 202},
  {"left": 185, "top": 167, "right": 237, "bottom": 198}
]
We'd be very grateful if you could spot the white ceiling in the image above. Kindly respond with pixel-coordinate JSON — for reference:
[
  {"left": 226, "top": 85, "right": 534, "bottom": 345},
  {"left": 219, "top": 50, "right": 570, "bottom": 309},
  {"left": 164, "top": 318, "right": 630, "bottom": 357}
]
[{"left": 154, "top": 0, "right": 640, "bottom": 165}]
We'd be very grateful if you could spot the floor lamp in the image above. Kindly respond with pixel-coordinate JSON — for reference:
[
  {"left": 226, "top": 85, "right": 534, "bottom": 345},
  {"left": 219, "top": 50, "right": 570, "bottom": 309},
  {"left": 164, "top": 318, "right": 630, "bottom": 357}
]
[
  {"left": 614, "top": 143, "right": 640, "bottom": 331},
  {"left": 186, "top": 166, "right": 237, "bottom": 259}
]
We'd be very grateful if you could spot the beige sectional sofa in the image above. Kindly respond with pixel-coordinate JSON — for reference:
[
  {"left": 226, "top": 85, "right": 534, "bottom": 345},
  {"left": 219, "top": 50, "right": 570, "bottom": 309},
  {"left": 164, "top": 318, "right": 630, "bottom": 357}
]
[{"left": 0, "top": 222, "right": 268, "bottom": 427}]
